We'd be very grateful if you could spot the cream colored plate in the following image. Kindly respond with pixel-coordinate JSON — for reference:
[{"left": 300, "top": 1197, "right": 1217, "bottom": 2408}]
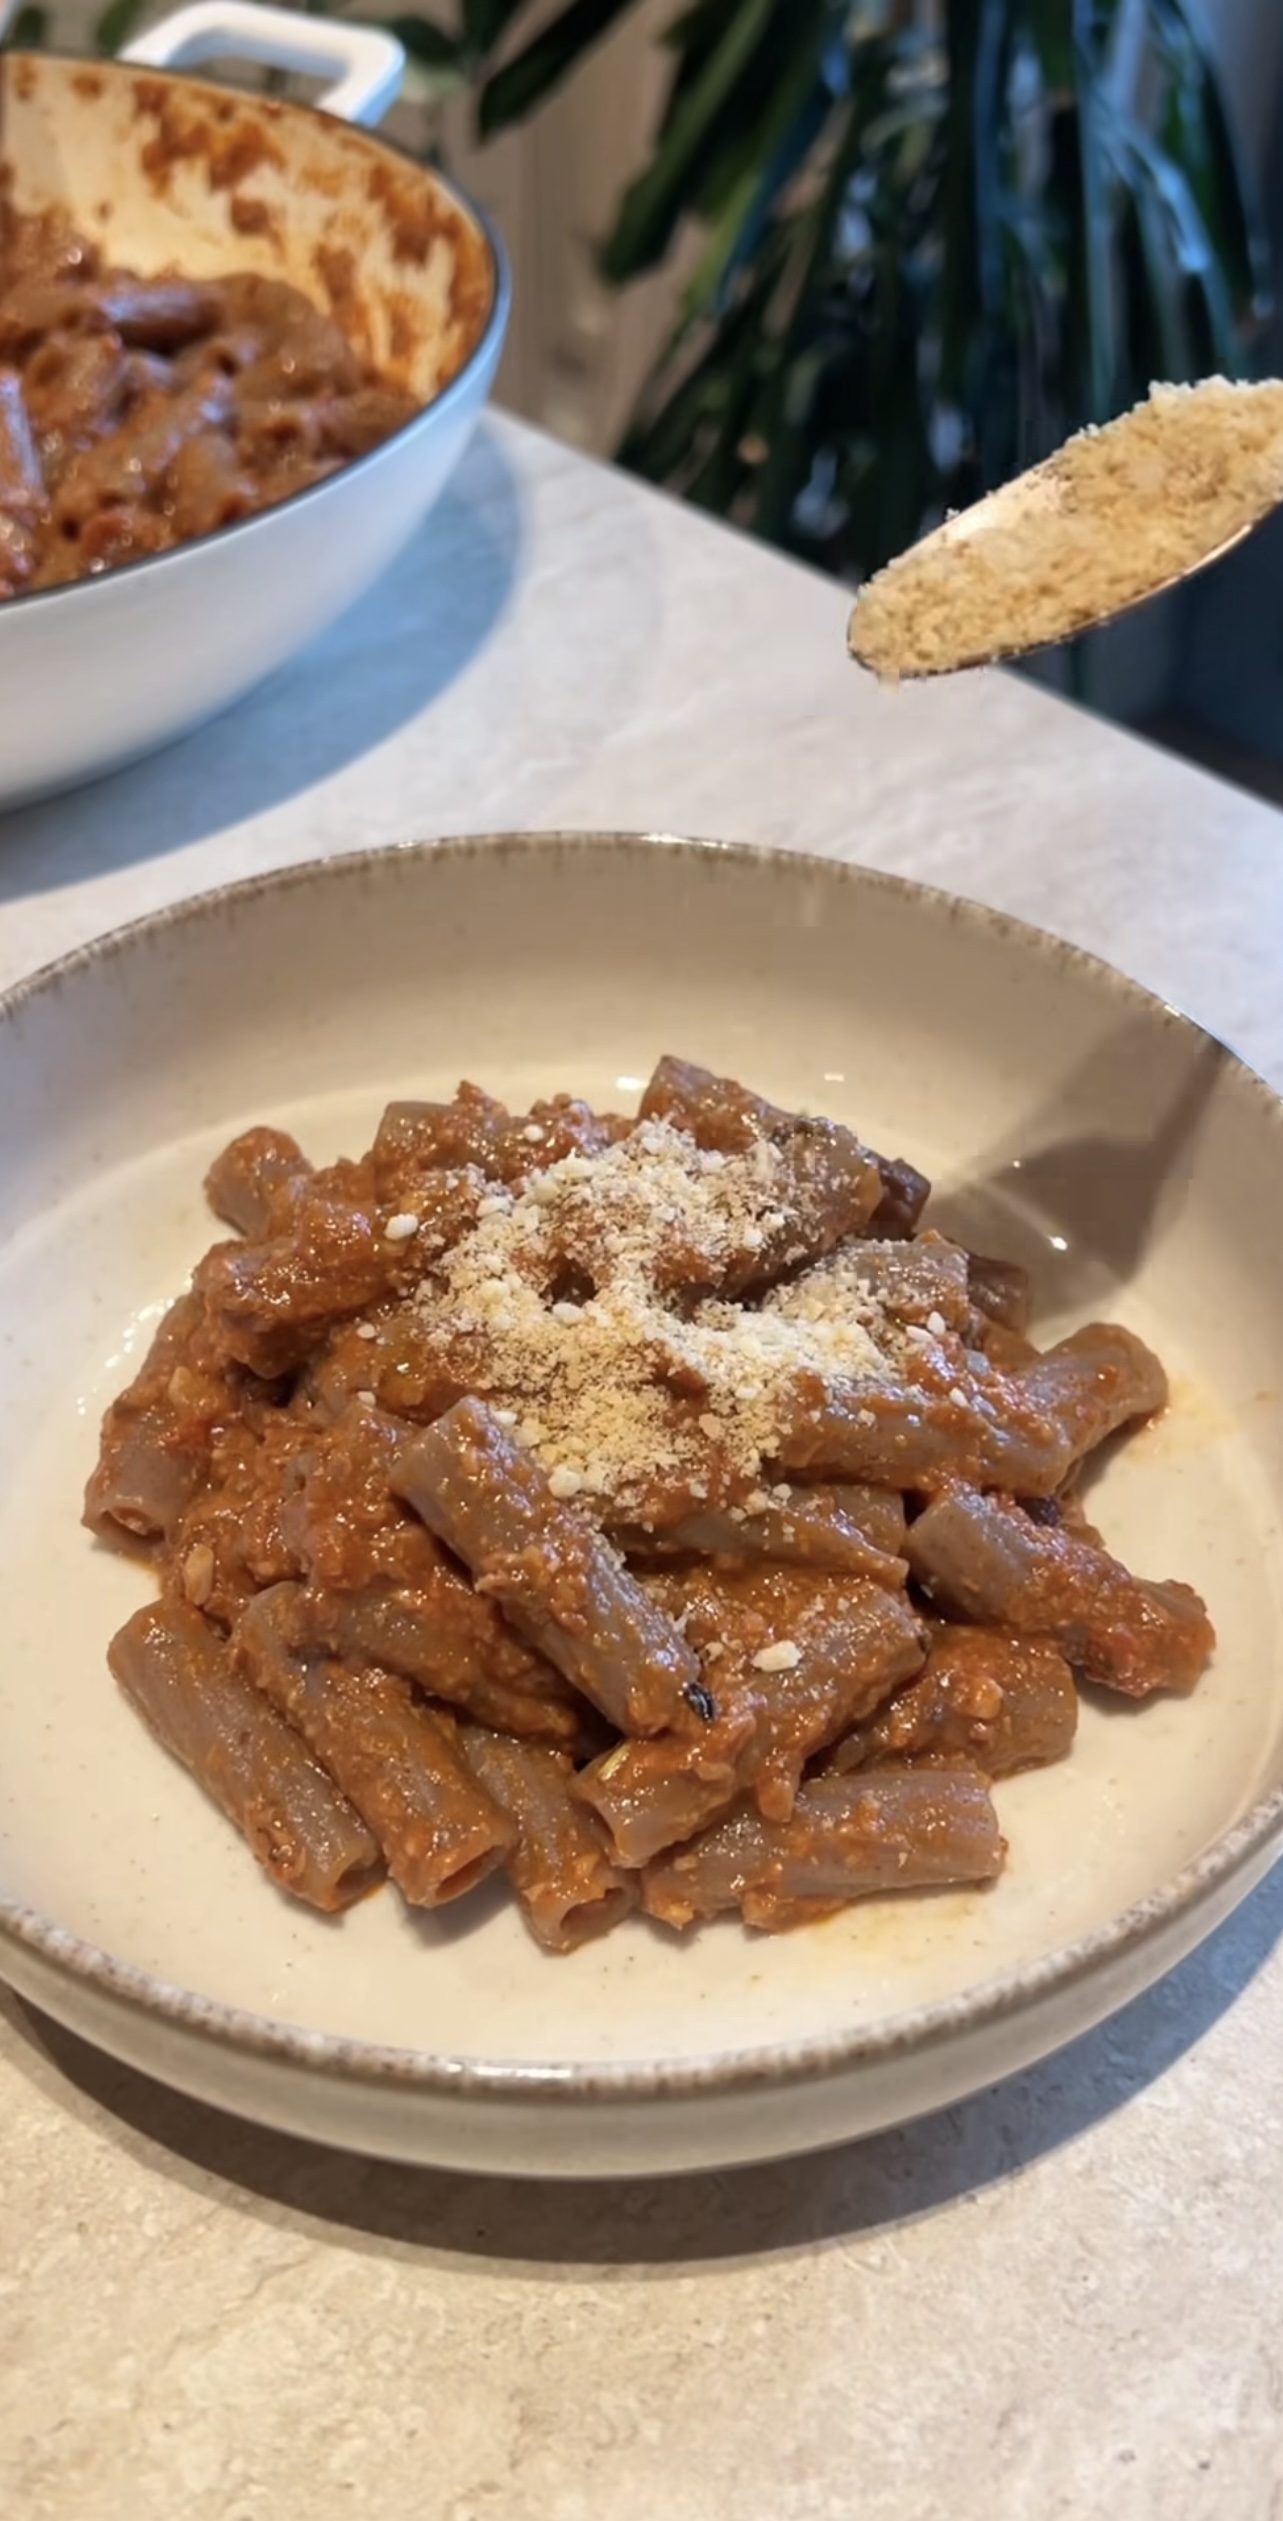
[{"left": 2, "top": 835, "right": 1282, "bottom": 2177}]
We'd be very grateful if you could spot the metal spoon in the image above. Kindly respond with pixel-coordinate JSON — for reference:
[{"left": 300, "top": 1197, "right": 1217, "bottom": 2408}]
[{"left": 848, "top": 377, "right": 1283, "bottom": 682}]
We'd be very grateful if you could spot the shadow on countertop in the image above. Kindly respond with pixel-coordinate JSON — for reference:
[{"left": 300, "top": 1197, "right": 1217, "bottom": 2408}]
[
  {"left": 7, "top": 1853, "right": 1283, "bottom": 2278},
  {"left": 0, "top": 422, "right": 522, "bottom": 898}
]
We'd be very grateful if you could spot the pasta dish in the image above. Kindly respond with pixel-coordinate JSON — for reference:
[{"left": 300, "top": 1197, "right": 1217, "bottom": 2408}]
[
  {"left": 85, "top": 1057, "right": 1214, "bottom": 1950},
  {"left": 0, "top": 206, "right": 419, "bottom": 597}
]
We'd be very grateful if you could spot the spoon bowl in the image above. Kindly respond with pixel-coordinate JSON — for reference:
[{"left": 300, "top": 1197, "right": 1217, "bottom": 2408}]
[{"left": 849, "top": 378, "right": 1283, "bottom": 681}]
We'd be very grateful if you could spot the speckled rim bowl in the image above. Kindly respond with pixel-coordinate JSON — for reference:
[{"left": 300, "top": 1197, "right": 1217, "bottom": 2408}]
[{"left": 1, "top": 833, "right": 1281, "bottom": 2179}]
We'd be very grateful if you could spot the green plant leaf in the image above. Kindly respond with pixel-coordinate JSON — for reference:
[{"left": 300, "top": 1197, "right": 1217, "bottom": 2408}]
[
  {"left": 745, "top": 66, "right": 895, "bottom": 489},
  {"left": 657, "top": 0, "right": 751, "bottom": 139},
  {"left": 1024, "top": 0, "right": 1073, "bottom": 97},
  {"left": 617, "top": 0, "right": 829, "bottom": 294},
  {"left": 461, "top": 0, "right": 535, "bottom": 55},
  {"left": 952, "top": 0, "right": 1022, "bottom": 489},
  {"left": 380, "top": 14, "right": 464, "bottom": 69},
  {"left": 601, "top": 0, "right": 789, "bottom": 282},
  {"left": 685, "top": 0, "right": 831, "bottom": 226},
  {"left": 1107, "top": 104, "right": 1238, "bottom": 374},
  {"left": 936, "top": 0, "right": 984, "bottom": 407},
  {"left": 1147, "top": 0, "right": 1271, "bottom": 337},
  {"left": 478, "top": 0, "right": 635, "bottom": 134},
  {"left": 1072, "top": 0, "right": 1118, "bottom": 422},
  {"left": 1112, "top": 177, "right": 1184, "bottom": 395},
  {"left": 973, "top": 0, "right": 1012, "bottom": 323},
  {"left": 617, "top": 234, "right": 786, "bottom": 490},
  {"left": 94, "top": 0, "right": 149, "bottom": 55},
  {"left": 679, "top": 34, "right": 832, "bottom": 316},
  {"left": 612, "top": 0, "right": 1275, "bottom": 591},
  {"left": 662, "top": 0, "right": 736, "bottom": 55},
  {"left": 1031, "top": 96, "right": 1085, "bottom": 439},
  {"left": 5, "top": 2, "right": 48, "bottom": 44}
]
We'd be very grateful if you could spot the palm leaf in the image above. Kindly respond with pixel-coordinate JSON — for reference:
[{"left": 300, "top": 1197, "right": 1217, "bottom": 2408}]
[
  {"left": 382, "top": 14, "right": 465, "bottom": 71},
  {"left": 461, "top": 0, "right": 538, "bottom": 56},
  {"left": 1146, "top": 0, "right": 1271, "bottom": 337},
  {"left": 1024, "top": 0, "right": 1073, "bottom": 96},
  {"left": 478, "top": 0, "right": 1273, "bottom": 595},
  {"left": 1109, "top": 108, "right": 1239, "bottom": 372},
  {"left": 678, "top": 12, "right": 833, "bottom": 316},
  {"left": 1115, "top": 176, "right": 1186, "bottom": 388},
  {"left": 619, "top": 243, "right": 784, "bottom": 499},
  {"left": 601, "top": 0, "right": 791, "bottom": 282},
  {"left": 1071, "top": 0, "right": 1118, "bottom": 422},
  {"left": 659, "top": 0, "right": 743, "bottom": 109},
  {"left": 478, "top": 0, "right": 637, "bottom": 135}
]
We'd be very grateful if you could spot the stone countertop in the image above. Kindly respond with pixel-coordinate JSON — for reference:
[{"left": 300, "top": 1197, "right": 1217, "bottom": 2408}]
[{"left": 3, "top": 413, "right": 1283, "bottom": 2521}]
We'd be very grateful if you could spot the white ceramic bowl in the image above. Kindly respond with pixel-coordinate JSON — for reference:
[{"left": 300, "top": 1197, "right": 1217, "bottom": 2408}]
[
  {"left": 0, "top": 5, "right": 509, "bottom": 807},
  {"left": 1, "top": 833, "right": 1281, "bottom": 2178}
]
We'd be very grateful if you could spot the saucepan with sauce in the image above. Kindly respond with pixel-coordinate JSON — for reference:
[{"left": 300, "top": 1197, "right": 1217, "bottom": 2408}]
[{"left": 0, "top": 1, "right": 510, "bottom": 805}]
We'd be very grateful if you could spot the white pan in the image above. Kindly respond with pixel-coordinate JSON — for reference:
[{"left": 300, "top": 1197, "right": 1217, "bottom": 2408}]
[{"left": 0, "top": 1, "right": 510, "bottom": 806}]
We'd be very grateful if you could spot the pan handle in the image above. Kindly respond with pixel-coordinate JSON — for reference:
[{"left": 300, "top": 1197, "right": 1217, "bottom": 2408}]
[{"left": 121, "top": 1, "right": 405, "bottom": 127}]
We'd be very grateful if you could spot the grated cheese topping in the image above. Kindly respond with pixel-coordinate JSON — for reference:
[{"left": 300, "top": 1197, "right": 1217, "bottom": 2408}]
[
  {"left": 401, "top": 1119, "right": 909, "bottom": 1515},
  {"left": 752, "top": 1641, "right": 802, "bottom": 1674}
]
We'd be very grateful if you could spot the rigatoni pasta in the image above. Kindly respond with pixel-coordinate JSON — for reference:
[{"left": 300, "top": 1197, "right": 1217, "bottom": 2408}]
[
  {"left": 0, "top": 208, "right": 422, "bottom": 599},
  {"left": 86, "top": 1056, "right": 1215, "bottom": 1947}
]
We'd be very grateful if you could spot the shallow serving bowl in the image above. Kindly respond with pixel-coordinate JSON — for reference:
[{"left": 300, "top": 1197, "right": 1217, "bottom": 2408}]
[{"left": 1, "top": 832, "right": 1281, "bottom": 2178}]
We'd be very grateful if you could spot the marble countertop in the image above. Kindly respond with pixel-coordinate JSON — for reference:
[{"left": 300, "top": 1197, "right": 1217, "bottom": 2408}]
[{"left": 4, "top": 412, "right": 1283, "bottom": 2521}]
